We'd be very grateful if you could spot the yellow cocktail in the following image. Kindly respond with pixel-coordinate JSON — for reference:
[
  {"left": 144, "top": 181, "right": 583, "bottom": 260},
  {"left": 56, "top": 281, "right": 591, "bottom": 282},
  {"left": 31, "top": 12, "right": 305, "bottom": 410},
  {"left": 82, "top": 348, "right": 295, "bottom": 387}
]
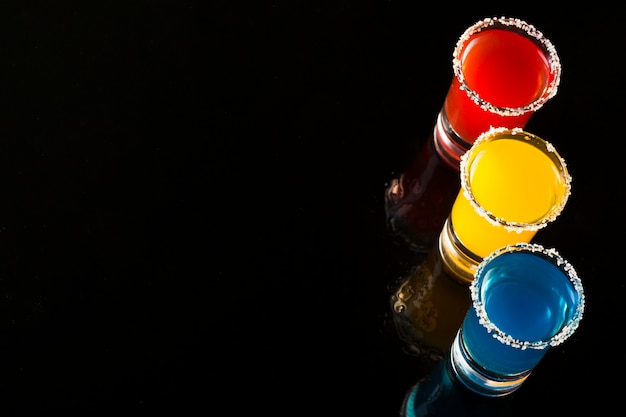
[{"left": 450, "top": 127, "right": 571, "bottom": 259}]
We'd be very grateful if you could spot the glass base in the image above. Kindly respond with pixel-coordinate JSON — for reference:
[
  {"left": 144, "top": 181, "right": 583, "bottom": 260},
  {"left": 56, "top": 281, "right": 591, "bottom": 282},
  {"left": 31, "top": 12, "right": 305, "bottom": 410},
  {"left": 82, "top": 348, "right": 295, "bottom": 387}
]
[
  {"left": 450, "top": 330, "right": 529, "bottom": 397},
  {"left": 433, "top": 110, "right": 473, "bottom": 169},
  {"left": 438, "top": 217, "right": 481, "bottom": 284}
]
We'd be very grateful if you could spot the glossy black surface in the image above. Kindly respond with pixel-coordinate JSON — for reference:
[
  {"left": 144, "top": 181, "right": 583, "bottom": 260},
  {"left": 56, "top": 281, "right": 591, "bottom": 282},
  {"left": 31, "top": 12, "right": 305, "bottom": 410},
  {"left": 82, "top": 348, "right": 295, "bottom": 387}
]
[{"left": 6, "top": 2, "right": 623, "bottom": 415}]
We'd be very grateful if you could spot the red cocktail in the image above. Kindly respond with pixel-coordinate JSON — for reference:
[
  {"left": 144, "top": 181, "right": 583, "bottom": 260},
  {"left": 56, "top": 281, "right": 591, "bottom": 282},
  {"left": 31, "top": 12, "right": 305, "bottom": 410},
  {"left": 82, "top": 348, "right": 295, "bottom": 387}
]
[{"left": 444, "top": 18, "right": 560, "bottom": 146}]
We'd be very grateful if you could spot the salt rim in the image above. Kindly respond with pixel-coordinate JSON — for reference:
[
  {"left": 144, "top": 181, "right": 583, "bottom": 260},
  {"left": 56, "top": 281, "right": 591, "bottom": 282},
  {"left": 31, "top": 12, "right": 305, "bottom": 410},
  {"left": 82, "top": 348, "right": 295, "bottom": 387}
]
[
  {"left": 459, "top": 126, "right": 572, "bottom": 233},
  {"left": 469, "top": 242, "right": 585, "bottom": 350},
  {"left": 452, "top": 16, "right": 561, "bottom": 117}
]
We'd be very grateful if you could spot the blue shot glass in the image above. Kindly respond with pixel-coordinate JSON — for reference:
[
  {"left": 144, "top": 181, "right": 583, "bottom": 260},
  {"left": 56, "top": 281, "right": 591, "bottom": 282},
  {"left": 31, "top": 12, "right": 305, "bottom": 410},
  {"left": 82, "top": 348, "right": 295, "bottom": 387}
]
[
  {"left": 400, "top": 243, "right": 585, "bottom": 417},
  {"left": 451, "top": 242, "right": 585, "bottom": 396}
]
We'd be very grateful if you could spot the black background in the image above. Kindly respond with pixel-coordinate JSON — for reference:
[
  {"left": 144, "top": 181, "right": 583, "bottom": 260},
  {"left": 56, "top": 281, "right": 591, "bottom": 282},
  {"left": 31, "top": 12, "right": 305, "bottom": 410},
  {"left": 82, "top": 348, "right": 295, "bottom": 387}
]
[{"left": 5, "top": 1, "right": 623, "bottom": 416}]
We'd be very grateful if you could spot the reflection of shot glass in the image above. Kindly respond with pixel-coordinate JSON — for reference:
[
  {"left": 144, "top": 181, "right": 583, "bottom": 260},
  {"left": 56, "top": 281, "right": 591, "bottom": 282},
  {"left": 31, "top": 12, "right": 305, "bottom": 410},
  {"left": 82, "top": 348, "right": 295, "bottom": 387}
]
[
  {"left": 441, "top": 126, "right": 572, "bottom": 281},
  {"left": 401, "top": 243, "right": 585, "bottom": 416},
  {"left": 386, "top": 17, "right": 561, "bottom": 253},
  {"left": 391, "top": 127, "right": 571, "bottom": 362}
]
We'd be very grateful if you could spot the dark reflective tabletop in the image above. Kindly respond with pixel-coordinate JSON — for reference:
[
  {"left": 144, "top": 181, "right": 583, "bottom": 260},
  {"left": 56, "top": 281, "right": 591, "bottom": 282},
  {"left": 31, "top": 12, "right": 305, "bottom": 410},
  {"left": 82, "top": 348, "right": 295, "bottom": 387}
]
[{"left": 6, "top": 2, "right": 623, "bottom": 415}]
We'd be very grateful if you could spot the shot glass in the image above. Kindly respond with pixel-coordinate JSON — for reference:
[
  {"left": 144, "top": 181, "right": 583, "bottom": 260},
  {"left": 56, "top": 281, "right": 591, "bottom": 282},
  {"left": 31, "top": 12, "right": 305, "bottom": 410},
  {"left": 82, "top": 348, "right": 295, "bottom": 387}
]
[
  {"left": 400, "top": 243, "right": 585, "bottom": 416},
  {"left": 386, "top": 17, "right": 561, "bottom": 254},
  {"left": 439, "top": 16, "right": 562, "bottom": 164},
  {"left": 451, "top": 243, "right": 585, "bottom": 396},
  {"left": 440, "top": 126, "right": 572, "bottom": 283}
]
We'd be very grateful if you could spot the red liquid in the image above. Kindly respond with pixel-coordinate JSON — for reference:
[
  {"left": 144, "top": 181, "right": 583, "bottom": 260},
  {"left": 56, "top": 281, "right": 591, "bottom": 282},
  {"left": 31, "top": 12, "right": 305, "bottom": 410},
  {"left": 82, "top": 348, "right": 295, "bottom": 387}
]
[{"left": 444, "top": 29, "right": 551, "bottom": 142}]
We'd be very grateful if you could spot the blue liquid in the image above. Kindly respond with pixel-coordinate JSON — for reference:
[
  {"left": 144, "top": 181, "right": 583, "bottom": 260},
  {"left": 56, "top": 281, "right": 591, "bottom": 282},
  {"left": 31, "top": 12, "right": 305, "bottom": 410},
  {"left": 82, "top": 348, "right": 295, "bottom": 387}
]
[{"left": 462, "top": 251, "right": 580, "bottom": 375}]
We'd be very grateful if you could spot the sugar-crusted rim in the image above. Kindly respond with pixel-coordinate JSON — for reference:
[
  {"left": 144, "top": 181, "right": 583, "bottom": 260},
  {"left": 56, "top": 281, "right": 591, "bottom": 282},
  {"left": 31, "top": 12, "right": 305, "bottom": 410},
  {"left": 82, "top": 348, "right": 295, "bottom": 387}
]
[
  {"left": 453, "top": 16, "right": 561, "bottom": 116},
  {"left": 459, "top": 126, "right": 572, "bottom": 232},
  {"left": 470, "top": 242, "right": 585, "bottom": 350}
]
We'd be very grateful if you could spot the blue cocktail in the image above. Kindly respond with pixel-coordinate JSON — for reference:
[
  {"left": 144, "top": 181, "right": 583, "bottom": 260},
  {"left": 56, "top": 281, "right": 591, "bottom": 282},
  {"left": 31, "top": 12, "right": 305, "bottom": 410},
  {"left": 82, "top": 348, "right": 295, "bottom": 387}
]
[
  {"left": 400, "top": 243, "right": 585, "bottom": 416},
  {"left": 452, "top": 243, "right": 585, "bottom": 395}
]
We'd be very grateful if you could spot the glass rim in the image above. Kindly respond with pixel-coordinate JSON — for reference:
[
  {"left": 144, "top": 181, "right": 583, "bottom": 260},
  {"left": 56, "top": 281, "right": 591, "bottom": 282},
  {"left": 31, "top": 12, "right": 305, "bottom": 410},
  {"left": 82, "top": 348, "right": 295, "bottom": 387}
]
[
  {"left": 470, "top": 242, "right": 585, "bottom": 350},
  {"left": 459, "top": 126, "right": 572, "bottom": 232},
  {"left": 452, "top": 16, "right": 561, "bottom": 117}
]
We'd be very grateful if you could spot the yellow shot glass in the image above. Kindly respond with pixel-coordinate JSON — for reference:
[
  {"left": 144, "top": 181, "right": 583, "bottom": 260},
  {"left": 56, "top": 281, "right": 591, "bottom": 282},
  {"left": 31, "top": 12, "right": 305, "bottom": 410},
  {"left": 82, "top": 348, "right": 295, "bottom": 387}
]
[{"left": 449, "top": 127, "right": 571, "bottom": 261}]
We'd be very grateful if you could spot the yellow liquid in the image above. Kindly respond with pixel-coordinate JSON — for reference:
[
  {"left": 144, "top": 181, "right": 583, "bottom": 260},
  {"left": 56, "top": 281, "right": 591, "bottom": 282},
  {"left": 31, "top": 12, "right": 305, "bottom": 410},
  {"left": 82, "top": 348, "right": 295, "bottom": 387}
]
[{"left": 451, "top": 138, "right": 567, "bottom": 258}]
